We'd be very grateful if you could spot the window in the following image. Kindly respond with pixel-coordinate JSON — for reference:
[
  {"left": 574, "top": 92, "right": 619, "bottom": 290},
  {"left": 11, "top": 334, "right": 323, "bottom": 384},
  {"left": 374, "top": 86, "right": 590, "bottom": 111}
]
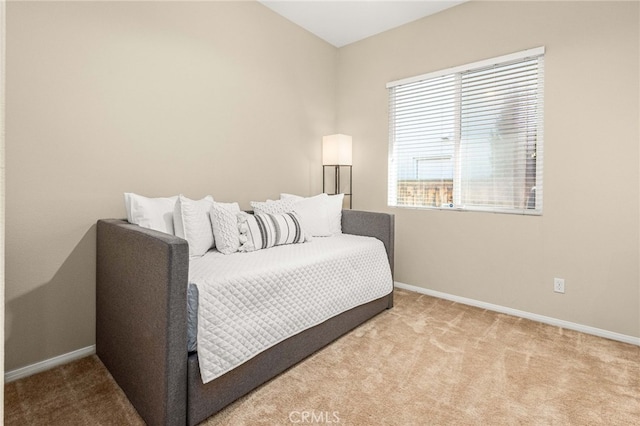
[{"left": 387, "top": 47, "right": 544, "bottom": 215}]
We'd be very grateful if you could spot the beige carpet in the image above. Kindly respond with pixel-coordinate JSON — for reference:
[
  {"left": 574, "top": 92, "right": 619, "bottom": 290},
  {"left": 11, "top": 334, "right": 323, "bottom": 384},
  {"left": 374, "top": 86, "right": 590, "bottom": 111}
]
[{"left": 5, "top": 289, "right": 640, "bottom": 425}]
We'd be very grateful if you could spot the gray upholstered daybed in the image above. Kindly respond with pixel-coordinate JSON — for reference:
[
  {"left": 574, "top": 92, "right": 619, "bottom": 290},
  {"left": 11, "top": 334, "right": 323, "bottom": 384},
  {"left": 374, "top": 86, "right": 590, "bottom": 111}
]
[{"left": 96, "top": 209, "right": 394, "bottom": 426}]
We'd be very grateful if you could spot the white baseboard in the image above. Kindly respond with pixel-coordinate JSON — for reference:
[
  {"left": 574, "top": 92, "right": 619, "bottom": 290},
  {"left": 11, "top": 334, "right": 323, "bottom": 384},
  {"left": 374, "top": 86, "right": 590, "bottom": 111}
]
[
  {"left": 4, "top": 345, "right": 96, "bottom": 383},
  {"left": 394, "top": 282, "right": 640, "bottom": 346}
]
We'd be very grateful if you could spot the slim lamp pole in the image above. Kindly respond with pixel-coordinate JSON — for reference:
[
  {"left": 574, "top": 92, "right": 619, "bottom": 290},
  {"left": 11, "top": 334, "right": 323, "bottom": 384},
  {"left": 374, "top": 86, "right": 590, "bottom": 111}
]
[{"left": 323, "top": 134, "right": 353, "bottom": 209}]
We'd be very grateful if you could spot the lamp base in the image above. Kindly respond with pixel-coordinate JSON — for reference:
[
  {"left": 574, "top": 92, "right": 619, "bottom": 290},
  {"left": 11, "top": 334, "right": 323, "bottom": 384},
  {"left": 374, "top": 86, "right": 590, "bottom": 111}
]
[{"left": 322, "top": 165, "right": 352, "bottom": 209}]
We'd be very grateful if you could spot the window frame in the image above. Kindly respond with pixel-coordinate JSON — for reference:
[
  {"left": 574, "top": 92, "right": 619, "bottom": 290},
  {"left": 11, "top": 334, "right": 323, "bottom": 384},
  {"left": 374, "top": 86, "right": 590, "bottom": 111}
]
[{"left": 387, "top": 47, "right": 545, "bottom": 215}]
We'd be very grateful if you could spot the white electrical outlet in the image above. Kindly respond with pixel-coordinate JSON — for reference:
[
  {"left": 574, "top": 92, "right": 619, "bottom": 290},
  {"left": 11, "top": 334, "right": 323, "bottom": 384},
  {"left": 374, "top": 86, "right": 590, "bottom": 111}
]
[{"left": 554, "top": 278, "right": 565, "bottom": 294}]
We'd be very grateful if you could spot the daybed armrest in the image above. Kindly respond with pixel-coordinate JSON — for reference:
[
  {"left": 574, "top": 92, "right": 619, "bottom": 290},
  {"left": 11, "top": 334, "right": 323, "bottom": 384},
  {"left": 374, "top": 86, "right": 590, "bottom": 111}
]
[
  {"left": 341, "top": 210, "right": 395, "bottom": 307},
  {"left": 341, "top": 210, "right": 394, "bottom": 275},
  {"left": 96, "top": 219, "right": 189, "bottom": 426}
]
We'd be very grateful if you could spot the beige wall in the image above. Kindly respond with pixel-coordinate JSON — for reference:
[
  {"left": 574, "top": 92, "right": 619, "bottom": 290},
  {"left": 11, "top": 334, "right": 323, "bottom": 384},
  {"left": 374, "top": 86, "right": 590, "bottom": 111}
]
[
  {"left": 337, "top": 1, "right": 639, "bottom": 337},
  {"left": 5, "top": 0, "right": 640, "bottom": 373},
  {"left": 4, "top": 1, "right": 336, "bottom": 371},
  {"left": 1, "top": 0, "right": 6, "bottom": 408}
]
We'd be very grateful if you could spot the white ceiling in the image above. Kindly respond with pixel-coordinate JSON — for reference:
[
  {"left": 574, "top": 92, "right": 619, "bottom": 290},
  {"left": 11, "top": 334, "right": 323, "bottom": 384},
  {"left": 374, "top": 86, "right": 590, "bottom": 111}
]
[{"left": 259, "top": 1, "right": 467, "bottom": 48}]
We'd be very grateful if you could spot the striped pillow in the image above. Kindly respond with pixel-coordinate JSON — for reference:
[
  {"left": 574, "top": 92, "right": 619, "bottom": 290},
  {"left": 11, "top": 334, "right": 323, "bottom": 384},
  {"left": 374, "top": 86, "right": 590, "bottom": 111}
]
[{"left": 238, "top": 212, "right": 306, "bottom": 252}]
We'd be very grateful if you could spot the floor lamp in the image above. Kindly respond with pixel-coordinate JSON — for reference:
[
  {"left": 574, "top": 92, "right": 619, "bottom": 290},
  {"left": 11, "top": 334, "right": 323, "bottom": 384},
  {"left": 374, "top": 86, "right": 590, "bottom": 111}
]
[{"left": 322, "top": 134, "right": 352, "bottom": 209}]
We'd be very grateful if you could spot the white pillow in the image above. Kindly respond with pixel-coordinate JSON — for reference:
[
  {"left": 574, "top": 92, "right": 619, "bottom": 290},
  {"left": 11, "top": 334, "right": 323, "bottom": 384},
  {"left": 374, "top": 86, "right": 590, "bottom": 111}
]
[
  {"left": 292, "top": 194, "right": 331, "bottom": 237},
  {"left": 173, "top": 195, "right": 215, "bottom": 258},
  {"left": 238, "top": 211, "right": 306, "bottom": 252},
  {"left": 280, "top": 193, "right": 344, "bottom": 235},
  {"left": 209, "top": 202, "right": 241, "bottom": 255},
  {"left": 325, "top": 193, "right": 344, "bottom": 235},
  {"left": 124, "top": 193, "right": 178, "bottom": 234},
  {"left": 279, "top": 193, "right": 302, "bottom": 202}
]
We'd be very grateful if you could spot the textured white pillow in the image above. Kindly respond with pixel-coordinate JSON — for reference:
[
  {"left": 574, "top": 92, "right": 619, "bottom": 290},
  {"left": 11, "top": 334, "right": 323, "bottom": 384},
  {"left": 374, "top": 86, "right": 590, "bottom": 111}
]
[
  {"left": 250, "top": 198, "right": 296, "bottom": 215},
  {"left": 280, "top": 193, "right": 344, "bottom": 235},
  {"left": 173, "top": 195, "right": 215, "bottom": 258},
  {"left": 209, "top": 202, "right": 241, "bottom": 255},
  {"left": 124, "top": 193, "right": 178, "bottom": 234},
  {"left": 238, "top": 212, "right": 306, "bottom": 252}
]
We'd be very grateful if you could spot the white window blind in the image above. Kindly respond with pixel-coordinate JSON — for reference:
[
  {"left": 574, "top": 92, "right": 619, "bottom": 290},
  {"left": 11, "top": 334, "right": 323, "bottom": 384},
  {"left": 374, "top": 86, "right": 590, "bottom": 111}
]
[{"left": 387, "top": 47, "right": 544, "bottom": 215}]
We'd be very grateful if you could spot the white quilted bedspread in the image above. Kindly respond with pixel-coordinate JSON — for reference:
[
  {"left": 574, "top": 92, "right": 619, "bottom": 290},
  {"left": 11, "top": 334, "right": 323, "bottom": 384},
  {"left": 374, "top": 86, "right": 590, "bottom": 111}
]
[{"left": 189, "top": 234, "right": 393, "bottom": 384}]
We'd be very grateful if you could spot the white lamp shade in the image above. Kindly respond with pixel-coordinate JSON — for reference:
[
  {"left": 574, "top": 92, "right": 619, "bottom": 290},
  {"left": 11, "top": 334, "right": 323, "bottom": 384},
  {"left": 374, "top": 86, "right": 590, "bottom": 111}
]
[{"left": 322, "top": 134, "right": 352, "bottom": 165}]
